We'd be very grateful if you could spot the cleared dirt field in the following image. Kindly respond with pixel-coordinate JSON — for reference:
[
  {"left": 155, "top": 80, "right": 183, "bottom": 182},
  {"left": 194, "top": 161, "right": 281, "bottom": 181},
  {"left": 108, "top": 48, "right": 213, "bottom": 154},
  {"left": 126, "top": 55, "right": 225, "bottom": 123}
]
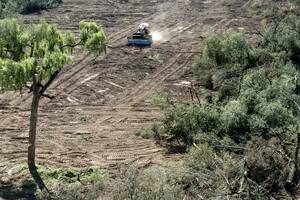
[{"left": 0, "top": 0, "right": 259, "bottom": 183}]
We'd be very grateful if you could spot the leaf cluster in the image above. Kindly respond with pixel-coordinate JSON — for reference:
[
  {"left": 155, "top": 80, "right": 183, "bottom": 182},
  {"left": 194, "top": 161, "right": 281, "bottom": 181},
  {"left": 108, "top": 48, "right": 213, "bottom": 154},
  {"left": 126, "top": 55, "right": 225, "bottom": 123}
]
[{"left": 0, "top": 19, "right": 107, "bottom": 91}]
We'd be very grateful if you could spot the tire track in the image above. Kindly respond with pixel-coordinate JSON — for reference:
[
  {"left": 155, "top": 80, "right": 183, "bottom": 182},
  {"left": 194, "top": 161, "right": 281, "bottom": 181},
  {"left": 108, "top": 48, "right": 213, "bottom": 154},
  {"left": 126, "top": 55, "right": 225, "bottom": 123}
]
[
  {"left": 116, "top": 53, "right": 194, "bottom": 105},
  {"left": 0, "top": 104, "right": 165, "bottom": 174},
  {"left": 0, "top": 0, "right": 241, "bottom": 180}
]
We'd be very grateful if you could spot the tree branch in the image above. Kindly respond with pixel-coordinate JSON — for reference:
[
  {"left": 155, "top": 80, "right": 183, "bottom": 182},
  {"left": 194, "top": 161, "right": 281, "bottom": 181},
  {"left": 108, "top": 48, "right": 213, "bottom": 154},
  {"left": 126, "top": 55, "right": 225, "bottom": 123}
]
[
  {"left": 39, "top": 71, "right": 59, "bottom": 96},
  {"left": 40, "top": 93, "right": 54, "bottom": 99},
  {"left": 60, "top": 39, "right": 83, "bottom": 49},
  {"left": 26, "top": 85, "right": 33, "bottom": 93}
]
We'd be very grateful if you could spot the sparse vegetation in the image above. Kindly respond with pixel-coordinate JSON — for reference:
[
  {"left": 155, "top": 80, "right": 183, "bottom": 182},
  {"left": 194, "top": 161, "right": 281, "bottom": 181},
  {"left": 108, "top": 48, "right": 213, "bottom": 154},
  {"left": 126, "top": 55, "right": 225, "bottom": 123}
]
[
  {"left": 0, "top": 165, "right": 107, "bottom": 200},
  {"left": 112, "top": 166, "right": 185, "bottom": 200},
  {"left": 36, "top": 166, "right": 106, "bottom": 200}
]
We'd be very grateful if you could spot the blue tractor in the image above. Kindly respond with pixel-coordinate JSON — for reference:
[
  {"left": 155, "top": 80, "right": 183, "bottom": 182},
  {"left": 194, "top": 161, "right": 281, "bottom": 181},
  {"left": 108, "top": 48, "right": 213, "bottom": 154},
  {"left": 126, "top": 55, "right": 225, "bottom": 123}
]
[{"left": 128, "top": 23, "right": 152, "bottom": 46}]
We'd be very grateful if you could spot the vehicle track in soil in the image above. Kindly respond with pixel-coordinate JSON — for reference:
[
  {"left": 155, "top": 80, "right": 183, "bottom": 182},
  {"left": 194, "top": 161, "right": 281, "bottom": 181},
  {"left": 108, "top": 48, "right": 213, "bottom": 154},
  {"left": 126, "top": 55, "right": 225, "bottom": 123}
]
[
  {"left": 0, "top": 0, "right": 256, "bottom": 182},
  {"left": 9, "top": 1, "right": 150, "bottom": 107},
  {"left": 0, "top": 105, "right": 164, "bottom": 175}
]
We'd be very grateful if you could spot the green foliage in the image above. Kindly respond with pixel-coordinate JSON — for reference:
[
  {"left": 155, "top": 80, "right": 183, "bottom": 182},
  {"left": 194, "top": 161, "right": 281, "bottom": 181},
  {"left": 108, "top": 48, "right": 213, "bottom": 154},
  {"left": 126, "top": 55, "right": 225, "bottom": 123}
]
[
  {"left": 79, "top": 21, "right": 107, "bottom": 55},
  {"left": 36, "top": 166, "right": 106, "bottom": 200},
  {"left": 261, "top": 14, "right": 300, "bottom": 62},
  {"left": 37, "top": 166, "right": 106, "bottom": 184},
  {"left": 258, "top": 101, "right": 294, "bottom": 128},
  {"left": 199, "top": 31, "right": 254, "bottom": 69},
  {"left": 0, "top": 165, "right": 106, "bottom": 200},
  {"left": 218, "top": 78, "right": 239, "bottom": 101},
  {"left": 162, "top": 104, "right": 220, "bottom": 146},
  {"left": 184, "top": 144, "right": 242, "bottom": 199},
  {"left": 21, "top": 0, "right": 62, "bottom": 14},
  {"left": 193, "top": 31, "right": 257, "bottom": 91},
  {"left": 0, "top": 19, "right": 106, "bottom": 91},
  {"left": 151, "top": 5, "right": 300, "bottom": 199},
  {"left": 113, "top": 167, "right": 185, "bottom": 200},
  {"left": 135, "top": 128, "right": 153, "bottom": 139},
  {"left": 221, "top": 100, "right": 249, "bottom": 142},
  {"left": 150, "top": 91, "right": 173, "bottom": 110},
  {"left": 0, "top": 0, "right": 62, "bottom": 18}
]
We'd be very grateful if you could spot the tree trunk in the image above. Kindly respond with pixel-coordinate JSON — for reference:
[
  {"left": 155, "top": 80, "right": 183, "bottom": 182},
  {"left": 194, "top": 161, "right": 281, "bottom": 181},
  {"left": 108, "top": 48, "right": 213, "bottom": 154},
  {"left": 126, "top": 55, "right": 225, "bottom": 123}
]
[
  {"left": 28, "top": 74, "right": 40, "bottom": 169},
  {"left": 27, "top": 74, "right": 48, "bottom": 192}
]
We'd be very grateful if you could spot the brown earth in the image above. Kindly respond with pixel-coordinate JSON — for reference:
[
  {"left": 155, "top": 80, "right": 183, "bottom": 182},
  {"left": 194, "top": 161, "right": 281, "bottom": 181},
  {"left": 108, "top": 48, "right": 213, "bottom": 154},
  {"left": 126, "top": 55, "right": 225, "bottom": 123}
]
[{"left": 0, "top": 0, "right": 260, "bottom": 184}]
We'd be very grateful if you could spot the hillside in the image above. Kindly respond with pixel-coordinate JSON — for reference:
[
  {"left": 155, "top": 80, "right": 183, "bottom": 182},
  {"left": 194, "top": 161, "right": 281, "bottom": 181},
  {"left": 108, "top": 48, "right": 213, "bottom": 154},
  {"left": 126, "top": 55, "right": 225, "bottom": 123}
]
[
  {"left": 1, "top": 0, "right": 297, "bottom": 199},
  {"left": 0, "top": 0, "right": 257, "bottom": 174}
]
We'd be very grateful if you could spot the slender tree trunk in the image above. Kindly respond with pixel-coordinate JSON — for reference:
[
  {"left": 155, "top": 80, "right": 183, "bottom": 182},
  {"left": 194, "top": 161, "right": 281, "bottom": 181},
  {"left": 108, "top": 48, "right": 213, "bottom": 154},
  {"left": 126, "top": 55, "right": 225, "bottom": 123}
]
[
  {"left": 28, "top": 74, "right": 40, "bottom": 169},
  {"left": 28, "top": 74, "right": 48, "bottom": 192}
]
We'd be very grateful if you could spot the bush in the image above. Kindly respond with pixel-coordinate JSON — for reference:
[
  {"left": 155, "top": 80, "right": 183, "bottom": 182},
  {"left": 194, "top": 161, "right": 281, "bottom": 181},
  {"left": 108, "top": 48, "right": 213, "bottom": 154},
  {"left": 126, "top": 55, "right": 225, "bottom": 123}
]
[
  {"left": 239, "top": 88, "right": 264, "bottom": 114},
  {"left": 0, "top": 0, "right": 62, "bottom": 18},
  {"left": 257, "top": 101, "right": 294, "bottom": 129},
  {"left": 221, "top": 100, "right": 250, "bottom": 142},
  {"left": 112, "top": 167, "right": 185, "bottom": 200},
  {"left": 162, "top": 104, "right": 220, "bottom": 146},
  {"left": 218, "top": 78, "right": 240, "bottom": 101},
  {"left": 150, "top": 91, "right": 173, "bottom": 111},
  {"left": 135, "top": 128, "right": 153, "bottom": 139},
  {"left": 21, "top": 0, "right": 62, "bottom": 14},
  {"left": 184, "top": 143, "right": 242, "bottom": 199},
  {"left": 36, "top": 166, "right": 106, "bottom": 200},
  {"left": 198, "top": 31, "right": 254, "bottom": 69},
  {"left": 261, "top": 14, "right": 300, "bottom": 63}
]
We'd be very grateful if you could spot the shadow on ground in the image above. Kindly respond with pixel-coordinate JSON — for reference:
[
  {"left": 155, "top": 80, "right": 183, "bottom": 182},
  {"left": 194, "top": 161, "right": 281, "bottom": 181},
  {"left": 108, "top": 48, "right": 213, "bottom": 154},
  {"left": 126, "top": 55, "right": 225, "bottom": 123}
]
[{"left": 0, "top": 180, "right": 37, "bottom": 200}]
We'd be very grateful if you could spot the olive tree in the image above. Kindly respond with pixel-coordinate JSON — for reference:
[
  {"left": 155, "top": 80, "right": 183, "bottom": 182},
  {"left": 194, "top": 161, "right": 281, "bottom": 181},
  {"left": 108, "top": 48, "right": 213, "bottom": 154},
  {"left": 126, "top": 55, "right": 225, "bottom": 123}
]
[{"left": 0, "top": 18, "right": 107, "bottom": 189}]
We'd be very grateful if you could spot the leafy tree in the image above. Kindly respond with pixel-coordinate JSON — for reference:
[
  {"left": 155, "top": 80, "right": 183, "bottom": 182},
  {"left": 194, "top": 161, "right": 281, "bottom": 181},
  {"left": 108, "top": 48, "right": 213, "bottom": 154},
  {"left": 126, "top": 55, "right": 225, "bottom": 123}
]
[
  {"left": 0, "top": 19, "right": 107, "bottom": 190},
  {"left": 200, "top": 31, "right": 255, "bottom": 69},
  {"left": 193, "top": 31, "right": 256, "bottom": 92}
]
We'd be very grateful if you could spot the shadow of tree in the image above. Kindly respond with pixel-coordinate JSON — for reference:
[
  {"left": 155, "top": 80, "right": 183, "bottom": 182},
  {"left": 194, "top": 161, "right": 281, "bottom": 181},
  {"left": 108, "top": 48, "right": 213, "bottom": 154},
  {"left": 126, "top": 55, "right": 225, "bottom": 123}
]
[
  {"left": 29, "top": 165, "right": 48, "bottom": 192},
  {"left": 0, "top": 180, "right": 37, "bottom": 200}
]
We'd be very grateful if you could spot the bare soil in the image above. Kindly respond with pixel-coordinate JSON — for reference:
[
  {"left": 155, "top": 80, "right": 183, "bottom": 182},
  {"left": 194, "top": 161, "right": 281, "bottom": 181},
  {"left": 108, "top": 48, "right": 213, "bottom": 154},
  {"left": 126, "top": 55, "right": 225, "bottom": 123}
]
[{"left": 0, "top": 0, "right": 260, "bottom": 184}]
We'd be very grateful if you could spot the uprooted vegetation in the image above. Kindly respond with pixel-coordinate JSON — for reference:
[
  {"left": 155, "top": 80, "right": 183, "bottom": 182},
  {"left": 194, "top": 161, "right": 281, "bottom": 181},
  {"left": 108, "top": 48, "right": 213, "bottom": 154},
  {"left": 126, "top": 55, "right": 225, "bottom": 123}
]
[{"left": 133, "top": 3, "right": 300, "bottom": 199}]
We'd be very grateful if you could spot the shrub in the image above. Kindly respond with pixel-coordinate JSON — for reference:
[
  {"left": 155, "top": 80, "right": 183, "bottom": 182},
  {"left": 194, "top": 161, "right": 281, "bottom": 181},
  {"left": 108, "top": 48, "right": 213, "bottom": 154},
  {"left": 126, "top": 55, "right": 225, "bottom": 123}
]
[
  {"left": 239, "top": 88, "right": 263, "bottom": 114},
  {"left": 36, "top": 166, "right": 106, "bottom": 200},
  {"left": 135, "top": 128, "right": 153, "bottom": 139},
  {"left": 199, "top": 31, "right": 254, "bottom": 69},
  {"left": 218, "top": 78, "right": 240, "bottom": 101},
  {"left": 162, "top": 104, "right": 220, "bottom": 146},
  {"left": 150, "top": 91, "right": 173, "bottom": 111},
  {"left": 112, "top": 167, "right": 185, "bottom": 200},
  {"left": 240, "top": 68, "right": 269, "bottom": 92},
  {"left": 261, "top": 14, "right": 300, "bottom": 63},
  {"left": 163, "top": 104, "right": 199, "bottom": 145},
  {"left": 21, "top": 0, "right": 62, "bottom": 14},
  {"left": 184, "top": 144, "right": 242, "bottom": 199},
  {"left": 257, "top": 101, "right": 294, "bottom": 129},
  {"left": 221, "top": 100, "right": 249, "bottom": 142}
]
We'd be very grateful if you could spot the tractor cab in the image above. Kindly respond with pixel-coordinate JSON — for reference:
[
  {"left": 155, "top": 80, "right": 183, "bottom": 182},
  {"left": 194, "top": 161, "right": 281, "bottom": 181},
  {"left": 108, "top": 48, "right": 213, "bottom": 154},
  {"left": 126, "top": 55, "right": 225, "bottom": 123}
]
[{"left": 128, "top": 23, "right": 152, "bottom": 46}]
